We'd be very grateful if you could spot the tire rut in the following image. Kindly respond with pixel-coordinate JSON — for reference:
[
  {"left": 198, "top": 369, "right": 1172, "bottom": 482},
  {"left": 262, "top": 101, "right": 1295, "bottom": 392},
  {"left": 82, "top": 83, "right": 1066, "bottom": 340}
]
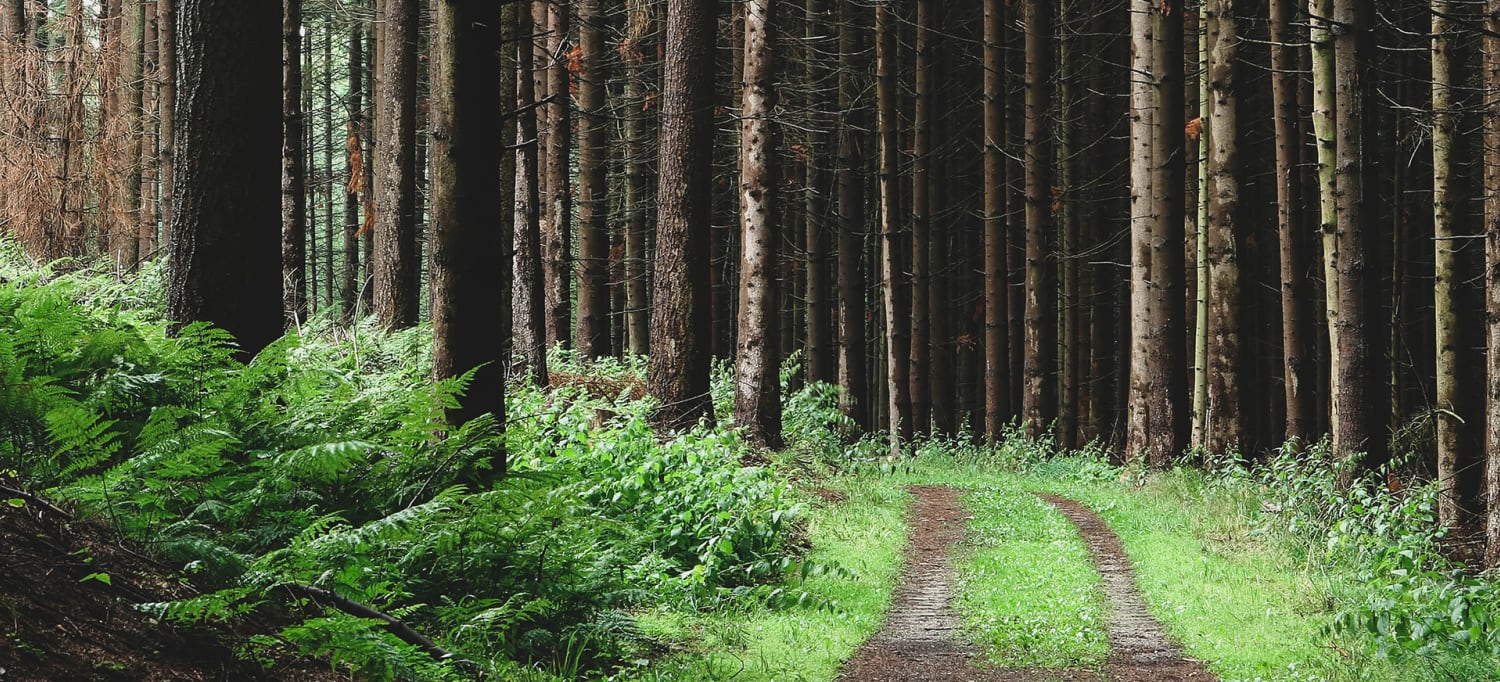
[{"left": 838, "top": 486, "right": 1218, "bottom": 682}]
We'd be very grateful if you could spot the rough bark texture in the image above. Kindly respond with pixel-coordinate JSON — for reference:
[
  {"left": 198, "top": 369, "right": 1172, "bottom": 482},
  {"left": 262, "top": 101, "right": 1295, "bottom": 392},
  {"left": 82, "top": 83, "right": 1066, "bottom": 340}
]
[
  {"left": 1486, "top": 0, "right": 1500, "bottom": 569},
  {"left": 543, "top": 0, "right": 572, "bottom": 349},
  {"left": 1309, "top": 0, "right": 1338, "bottom": 437},
  {"left": 1204, "top": 0, "right": 1242, "bottom": 456},
  {"left": 876, "top": 1, "right": 911, "bottom": 455},
  {"left": 514, "top": 0, "right": 548, "bottom": 386},
  {"left": 648, "top": 0, "right": 716, "bottom": 432},
  {"left": 1125, "top": 0, "right": 1155, "bottom": 460},
  {"left": 734, "top": 0, "right": 782, "bottom": 449},
  {"left": 371, "top": 0, "right": 418, "bottom": 329},
  {"left": 623, "top": 0, "right": 654, "bottom": 357},
  {"left": 908, "top": 0, "right": 932, "bottom": 435},
  {"left": 982, "top": 0, "right": 1009, "bottom": 439},
  {"left": 341, "top": 19, "right": 363, "bottom": 322},
  {"left": 1331, "top": 0, "right": 1385, "bottom": 471},
  {"left": 1271, "top": 0, "right": 1313, "bottom": 443},
  {"left": 112, "top": 0, "right": 144, "bottom": 268},
  {"left": 167, "top": 0, "right": 283, "bottom": 358},
  {"left": 836, "top": 3, "right": 869, "bottom": 431},
  {"left": 156, "top": 0, "right": 175, "bottom": 243},
  {"left": 803, "top": 0, "right": 834, "bottom": 387},
  {"left": 575, "top": 0, "right": 610, "bottom": 358},
  {"left": 1146, "top": 0, "right": 1186, "bottom": 466},
  {"left": 281, "top": 0, "right": 307, "bottom": 327},
  {"left": 429, "top": 0, "right": 506, "bottom": 446},
  {"left": 1022, "top": 0, "right": 1054, "bottom": 441}
]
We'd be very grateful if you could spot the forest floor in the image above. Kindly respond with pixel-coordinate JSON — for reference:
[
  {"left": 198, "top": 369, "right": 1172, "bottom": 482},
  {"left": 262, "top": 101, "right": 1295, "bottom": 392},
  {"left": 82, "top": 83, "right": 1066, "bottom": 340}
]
[
  {"left": 0, "top": 477, "right": 345, "bottom": 682},
  {"left": 839, "top": 485, "right": 1214, "bottom": 682}
]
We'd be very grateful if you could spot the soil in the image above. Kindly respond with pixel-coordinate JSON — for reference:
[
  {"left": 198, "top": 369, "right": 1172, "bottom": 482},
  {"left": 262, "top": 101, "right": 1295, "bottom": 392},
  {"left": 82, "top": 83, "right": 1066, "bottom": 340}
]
[
  {"left": 0, "top": 478, "right": 346, "bottom": 682},
  {"left": 839, "top": 486, "right": 1216, "bottom": 682}
]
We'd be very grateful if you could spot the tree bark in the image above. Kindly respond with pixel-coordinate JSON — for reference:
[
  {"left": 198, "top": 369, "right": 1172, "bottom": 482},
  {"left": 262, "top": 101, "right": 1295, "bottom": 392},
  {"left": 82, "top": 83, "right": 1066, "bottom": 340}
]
[
  {"left": 575, "top": 0, "right": 610, "bottom": 357},
  {"left": 167, "top": 0, "right": 283, "bottom": 358},
  {"left": 429, "top": 0, "right": 507, "bottom": 462},
  {"left": 371, "top": 0, "right": 419, "bottom": 329},
  {"left": 983, "top": 0, "right": 1010, "bottom": 439},
  {"left": 1310, "top": 0, "right": 1338, "bottom": 437},
  {"left": 1022, "top": 0, "right": 1054, "bottom": 441},
  {"left": 735, "top": 0, "right": 781, "bottom": 449},
  {"left": 1271, "top": 0, "right": 1313, "bottom": 443},
  {"left": 649, "top": 0, "right": 717, "bottom": 432},
  {"left": 836, "top": 2, "right": 868, "bottom": 431},
  {"left": 876, "top": 0, "right": 911, "bottom": 455},
  {"left": 1204, "top": 0, "right": 1242, "bottom": 456},
  {"left": 514, "top": 0, "right": 548, "bottom": 386},
  {"left": 623, "top": 0, "right": 654, "bottom": 357},
  {"left": 157, "top": 0, "right": 174, "bottom": 244},
  {"left": 1486, "top": 0, "right": 1500, "bottom": 568},
  {"left": 1125, "top": 0, "right": 1155, "bottom": 460},
  {"left": 282, "top": 0, "right": 307, "bottom": 327},
  {"left": 341, "top": 18, "right": 364, "bottom": 323},
  {"left": 1146, "top": 0, "right": 1187, "bottom": 465},
  {"left": 803, "top": 0, "right": 834, "bottom": 387},
  {"left": 908, "top": 0, "right": 932, "bottom": 435},
  {"left": 543, "top": 0, "right": 572, "bottom": 349}
]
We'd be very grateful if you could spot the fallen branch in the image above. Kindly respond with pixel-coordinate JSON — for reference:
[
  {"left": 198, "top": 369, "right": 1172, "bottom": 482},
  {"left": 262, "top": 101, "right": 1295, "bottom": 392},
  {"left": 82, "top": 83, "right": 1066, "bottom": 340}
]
[
  {"left": 280, "top": 583, "right": 475, "bottom": 670},
  {"left": 0, "top": 483, "right": 73, "bottom": 519}
]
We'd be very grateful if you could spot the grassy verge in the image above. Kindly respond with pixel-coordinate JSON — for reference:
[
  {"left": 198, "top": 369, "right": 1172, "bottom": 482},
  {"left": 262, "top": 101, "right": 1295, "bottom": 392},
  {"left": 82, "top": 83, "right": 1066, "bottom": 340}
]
[{"left": 628, "top": 474, "right": 908, "bottom": 682}]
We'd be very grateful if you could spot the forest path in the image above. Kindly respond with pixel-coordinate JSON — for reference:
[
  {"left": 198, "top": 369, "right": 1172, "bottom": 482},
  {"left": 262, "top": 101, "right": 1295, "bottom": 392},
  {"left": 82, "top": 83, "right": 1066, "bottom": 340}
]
[{"left": 837, "top": 486, "right": 1216, "bottom": 682}]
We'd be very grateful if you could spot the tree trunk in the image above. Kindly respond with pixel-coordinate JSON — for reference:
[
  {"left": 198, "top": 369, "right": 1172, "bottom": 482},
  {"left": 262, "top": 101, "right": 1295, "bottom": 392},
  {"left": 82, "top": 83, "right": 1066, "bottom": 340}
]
[
  {"left": 1272, "top": 0, "right": 1313, "bottom": 443},
  {"left": 983, "top": 0, "right": 1010, "bottom": 439},
  {"left": 1022, "top": 0, "right": 1054, "bottom": 441},
  {"left": 1310, "top": 0, "right": 1338, "bottom": 437},
  {"left": 623, "top": 0, "right": 654, "bottom": 357},
  {"left": 1331, "top": 0, "right": 1384, "bottom": 471},
  {"left": 802, "top": 0, "right": 834, "bottom": 387},
  {"left": 907, "top": 0, "right": 932, "bottom": 435},
  {"left": 114, "top": 0, "right": 145, "bottom": 268},
  {"left": 1486, "top": 0, "right": 1500, "bottom": 568},
  {"left": 429, "top": 0, "right": 506, "bottom": 462},
  {"left": 649, "top": 0, "right": 717, "bottom": 432},
  {"left": 1126, "top": 0, "right": 1155, "bottom": 460},
  {"left": 514, "top": 0, "right": 548, "bottom": 386},
  {"left": 167, "top": 0, "right": 282, "bottom": 358},
  {"left": 282, "top": 0, "right": 307, "bottom": 327},
  {"left": 836, "top": 2, "right": 869, "bottom": 431},
  {"left": 1057, "top": 0, "right": 1079, "bottom": 451},
  {"left": 876, "top": 1, "right": 911, "bottom": 455},
  {"left": 1204, "top": 0, "right": 1242, "bottom": 456},
  {"left": 734, "top": 0, "right": 782, "bottom": 448},
  {"left": 371, "top": 0, "right": 418, "bottom": 329},
  {"left": 575, "top": 0, "right": 610, "bottom": 357},
  {"left": 543, "top": 0, "right": 572, "bottom": 349},
  {"left": 155, "top": 0, "right": 174, "bottom": 245},
  {"left": 1146, "top": 0, "right": 1187, "bottom": 465},
  {"left": 341, "top": 18, "right": 364, "bottom": 323}
]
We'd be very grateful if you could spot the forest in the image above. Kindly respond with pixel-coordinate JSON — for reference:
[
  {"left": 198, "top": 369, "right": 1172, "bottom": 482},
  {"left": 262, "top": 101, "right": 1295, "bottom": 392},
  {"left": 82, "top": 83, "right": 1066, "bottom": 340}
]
[{"left": 1, "top": 0, "right": 1500, "bottom": 679}]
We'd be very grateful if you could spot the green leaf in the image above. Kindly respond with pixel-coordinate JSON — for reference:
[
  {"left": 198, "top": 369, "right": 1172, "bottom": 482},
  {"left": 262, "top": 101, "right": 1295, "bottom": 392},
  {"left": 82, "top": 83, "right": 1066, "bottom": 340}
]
[{"left": 79, "top": 572, "right": 112, "bottom": 586}]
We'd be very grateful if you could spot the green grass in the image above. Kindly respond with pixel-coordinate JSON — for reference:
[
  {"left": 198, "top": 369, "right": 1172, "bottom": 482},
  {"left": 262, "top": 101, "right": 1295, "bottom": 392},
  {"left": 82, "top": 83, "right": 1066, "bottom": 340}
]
[{"left": 626, "top": 474, "right": 908, "bottom": 681}]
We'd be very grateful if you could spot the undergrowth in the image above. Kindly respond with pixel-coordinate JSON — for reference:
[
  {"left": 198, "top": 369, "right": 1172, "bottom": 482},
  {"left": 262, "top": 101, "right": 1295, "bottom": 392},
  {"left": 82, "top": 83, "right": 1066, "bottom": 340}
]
[{"left": 0, "top": 243, "right": 842, "bottom": 680}]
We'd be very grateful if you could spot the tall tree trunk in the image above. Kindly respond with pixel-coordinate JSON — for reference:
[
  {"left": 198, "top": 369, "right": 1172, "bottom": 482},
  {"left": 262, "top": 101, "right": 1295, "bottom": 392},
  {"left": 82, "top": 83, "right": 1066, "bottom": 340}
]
[
  {"left": 649, "top": 0, "right": 717, "bottom": 432},
  {"left": 1310, "top": 0, "right": 1338, "bottom": 437},
  {"left": 1146, "top": 0, "right": 1187, "bottom": 465},
  {"left": 1022, "top": 0, "right": 1054, "bottom": 441},
  {"left": 623, "top": 0, "right": 654, "bottom": 357},
  {"left": 575, "top": 0, "right": 610, "bottom": 357},
  {"left": 1204, "top": 0, "right": 1242, "bottom": 455},
  {"left": 341, "top": 18, "right": 364, "bottom": 323},
  {"left": 1485, "top": 0, "right": 1500, "bottom": 568},
  {"left": 1271, "top": 0, "right": 1313, "bottom": 443},
  {"left": 107, "top": 0, "right": 145, "bottom": 268},
  {"left": 372, "top": 0, "right": 419, "bottom": 329},
  {"left": 514, "top": 0, "right": 548, "bottom": 386},
  {"left": 156, "top": 0, "right": 174, "bottom": 245},
  {"left": 543, "top": 0, "right": 572, "bottom": 349},
  {"left": 735, "top": 0, "right": 781, "bottom": 448},
  {"left": 983, "top": 0, "right": 1010, "bottom": 438},
  {"left": 1432, "top": 0, "right": 1482, "bottom": 536},
  {"left": 167, "top": 0, "right": 282, "bottom": 358},
  {"left": 804, "top": 0, "right": 834, "bottom": 386},
  {"left": 321, "top": 18, "right": 335, "bottom": 311},
  {"left": 429, "top": 0, "right": 506, "bottom": 467},
  {"left": 928, "top": 23, "right": 954, "bottom": 435},
  {"left": 836, "top": 2, "right": 869, "bottom": 431},
  {"left": 908, "top": 0, "right": 932, "bottom": 435},
  {"left": 1331, "top": 0, "right": 1384, "bottom": 471},
  {"left": 282, "top": 0, "right": 307, "bottom": 327},
  {"left": 876, "top": 0, "right": 911, "bottom": 455},
  {"left": 1126, "top": 0, "right": 1155, "bottom": 459},
  {"left": 1057, "top": 0, "right": 1080, "bottom": 451}
]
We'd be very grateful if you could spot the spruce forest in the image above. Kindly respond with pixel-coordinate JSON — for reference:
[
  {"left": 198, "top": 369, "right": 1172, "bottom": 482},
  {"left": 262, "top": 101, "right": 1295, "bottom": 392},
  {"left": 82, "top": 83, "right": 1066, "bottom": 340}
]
[{"left": 2, "top": 0, "right": 1500, "bottom": 680}]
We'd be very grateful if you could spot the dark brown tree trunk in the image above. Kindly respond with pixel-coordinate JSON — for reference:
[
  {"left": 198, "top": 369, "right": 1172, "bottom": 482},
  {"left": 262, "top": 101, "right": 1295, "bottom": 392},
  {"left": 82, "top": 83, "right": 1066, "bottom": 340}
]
[
  {"left": 341, "top": 17, "right": 364, "bottom": 323},
  {"left": 1331, "top": 0, "right": 1385, "bottom": 471},
  {"left": 575, "top": 0, "right": 610, "bottom": 357},
  {"left": 514, "top": 0, "right": 548, "bottom": 385},
  {"left": 543, "top": 0, "right": 572, "bottom": 349},
  {"left": 623, "top": 0, "right": 654, "bottom": 357},
  {"left": 1143, "top": 0, "right": 1187, "bottom": 465},
  {"left": 836, "top": 2, "right": 869, "bottom": 431},
  {"left": 167, "top": 0, "right": 282, "bottom": 357},
  {"left": 649, "top": 0, "right": 717, "bottom": 432},
  {"left": 429, "top": 0, "right": 506, "bottom": 460},
  {"left": 282, "top": 0, "right": 307, "bottom": 327},
  {"left": 113, "top": 0, "right": 145, "bottom": 268},
  {"left": 735, "top": 0, "right": 781, "bottom": 448},
  {"left": 876, "top": 1, "right": 911, "bottom": 454},
  {"left": 983, "top": 0, "right": 1009, "bottom": 439},
  {"left": 1022, "top": 0, "right": 1054, "bottom": 441},
  {"left": 908, "top": 0, "right": 932, "bottom": 435},
  {"left": 1271, "top": 0, "right": 1313, "bottom": 443},
  {"left": 1057, "top": 0, "right": 1079, "bottom": 450},
  {"left": 156, "top": 0, "right": 174, "bottom": 245},
  {"left": 372, "top": 0, "right": 419, "bottom": 329},
  {"left": 1204, "top": 0, "right": 1243, "bottom": 456},
  {"left": 804, "top": 0, "right": 834, "bottom": 386}
]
